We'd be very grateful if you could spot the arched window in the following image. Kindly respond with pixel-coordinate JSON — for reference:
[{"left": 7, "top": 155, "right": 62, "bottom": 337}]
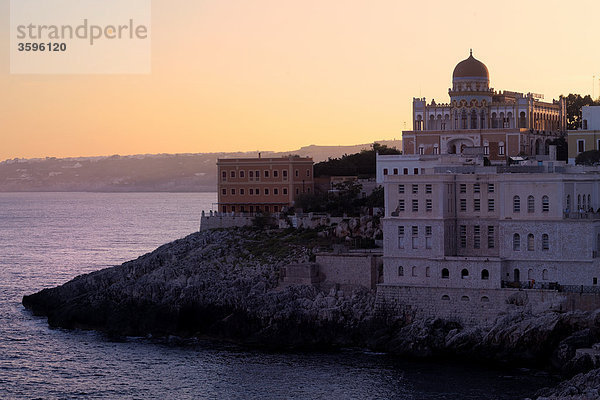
[
  {"left": 429, "top": 115, "right": 436, "bottom": 130},
  {"left": 513, "top": 233, "right": 521, "bottom": 251},
  {"left": 519, "top": 111, "right": 527, "bottom": 128},
  {"left": 492, "top": 112, "right": 498, "bottom": 128},
  {"left": 542, "top": 234, "right": 549, "bottom": 250},
  {"left": 398, "top": 266, "right": 404, "bottom": 276},
  {"left": 481, "top": 296, "right": 490, "bottom": 302},
  {"left": 567, "top": 195, "right": 571, "bottom": 211},
  {"left": 441, "top": 268, "right": 449, "bottom": 279},
  {"left": 442, "top": 295, "right": 450, "bottom": 301},
  {"left": 528, "top": 195, "right": 535, "bottom": 213},
  {"left": 481, "top": 269, "right": 489, "bottom": 280},
  {"left": 528, "top": 268, "right": 534, "bottom": 280},
  {"left": 513, "top": 196, "right": 521, "bottom": 213},
  {"left": 461, "top": 296, "right": 470, "bottom": 302},
  {"left": 461, "top": 269, "right": 469, "bottom": 279},
  {"left": 578, "top": 195, "right": 581, "bottom": 210},
  {"left": 480, "top": 110, "right": 486, "bottom": 129},
  {"left": 542, "top": 196, "right": 549, "bottom": 212},
  {"left": 583, "top": 195, "right": 587, "bottom": 210},
  {"left": 412, "top": 266, "right": 418, "bottom": 277},
  {"left": 471, "top": 109, "right": 477, "bottom": 129},
  {"left": 527, "top": 234, "right": 534, "bottom": 251},
  {"left": 425, "top": 266, "right": 431, "bottom": 277},
  {"left": 461, "top": 110, "right": 468, "bottom": 129},
  {"left": 542, "top": 269, "right": 549, "bottom": 280}
]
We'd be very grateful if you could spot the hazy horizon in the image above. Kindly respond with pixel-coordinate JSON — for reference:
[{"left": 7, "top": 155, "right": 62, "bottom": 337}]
[{"left": 2, "top": 0, "right": 599, "bottom": 160}]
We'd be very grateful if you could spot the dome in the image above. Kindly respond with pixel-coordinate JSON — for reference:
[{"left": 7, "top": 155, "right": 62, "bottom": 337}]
[{"left": 452, "top": 51, "right": 489, "bottom": 80}]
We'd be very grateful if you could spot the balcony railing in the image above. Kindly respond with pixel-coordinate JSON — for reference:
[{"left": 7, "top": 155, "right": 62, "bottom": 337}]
[{"left": 563, "top": 211, "right": 600, "bottom": 220}]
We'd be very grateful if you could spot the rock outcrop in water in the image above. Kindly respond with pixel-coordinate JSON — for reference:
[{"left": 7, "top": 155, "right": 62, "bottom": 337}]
[{"left": 23, "top": 228, "right": 600, "bottom": 383}]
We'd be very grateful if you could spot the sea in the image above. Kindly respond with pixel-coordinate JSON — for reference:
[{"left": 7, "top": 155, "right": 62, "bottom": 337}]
[{"left": 0, "top": 192, "right": 555, "bottom": 400}]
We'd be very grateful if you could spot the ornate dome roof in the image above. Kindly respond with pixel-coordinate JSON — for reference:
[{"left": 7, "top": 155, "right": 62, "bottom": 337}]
[{"left": 452, "top": 50, "right": 489, "bottom": 80}]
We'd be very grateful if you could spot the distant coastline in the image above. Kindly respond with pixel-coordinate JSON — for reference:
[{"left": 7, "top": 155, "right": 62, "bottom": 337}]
[{"left": 1, "top": 141, "right": 401, "bottom": 193}]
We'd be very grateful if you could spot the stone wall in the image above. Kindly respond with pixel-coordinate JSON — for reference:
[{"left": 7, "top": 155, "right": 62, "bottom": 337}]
[
  {"left": 200, "top": 214, "right": 253, "bottom": 231},
  {"left": 375, "top": 285, "right": 574, "bottom": 325},
  {"left": 315, "top": 253, "right": 381, "bottom": 290}
]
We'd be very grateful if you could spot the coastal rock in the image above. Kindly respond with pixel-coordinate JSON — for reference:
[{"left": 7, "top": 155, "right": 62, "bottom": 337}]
[{"left": 22, "top": 227, "right": 600, "bottom": 390}]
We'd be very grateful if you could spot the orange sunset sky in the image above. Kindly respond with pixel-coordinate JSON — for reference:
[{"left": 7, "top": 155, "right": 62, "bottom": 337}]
[{"left": 1, "top": 0, "right": 599, "bottom": 161}]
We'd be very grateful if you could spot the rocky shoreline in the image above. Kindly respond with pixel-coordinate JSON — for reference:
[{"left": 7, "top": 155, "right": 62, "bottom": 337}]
[{"left": 22, "top": 228, "right": 600, "bottom": 399}]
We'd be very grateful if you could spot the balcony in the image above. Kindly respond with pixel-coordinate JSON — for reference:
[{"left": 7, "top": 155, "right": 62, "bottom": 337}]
[{"left": 563, "top": 212, "right": 600, "bottom": 220}]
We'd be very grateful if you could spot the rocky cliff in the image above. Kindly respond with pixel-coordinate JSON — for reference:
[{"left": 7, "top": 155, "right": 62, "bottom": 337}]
[{"left": 23, "top": 228, "right": 600, "bottom": 397}]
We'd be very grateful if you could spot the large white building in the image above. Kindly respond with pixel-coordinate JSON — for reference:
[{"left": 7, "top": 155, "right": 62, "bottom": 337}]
[{"left": 380, "top": 154, "right": 600, "bottom": 293}]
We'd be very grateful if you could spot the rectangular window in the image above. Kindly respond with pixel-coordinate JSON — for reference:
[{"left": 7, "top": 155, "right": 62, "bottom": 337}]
[
  {"left": 484, "top": 146, "right": 489, "bottom": 155},
  {"left": 230, "top": 171, "right": 236, "bottom": 178},
  {"left": 306, "top": 170, "right": 310, "bottom": 177},
  {"left": 412, "top": 226, "right": 418, "bottom": 236},
  {"left": 249, "top": 171, "right": 254, "bottom": 178},
  {"left": 222, "top": 171, "right": 227, "bottom": 180},
  {"left": 398, "top": 226, "right": 404, "bottom": 249},
  {"left": 425, "top": 226, "right": 432, "bottom": 236},
  {"left": 274, "top": 188, "right": 278, "bottom": 195},
  {"left": 255, "top": 170, "right": 260, "bottom": 178},
  {"left": 425, "top": 237, "right": 432, "bottom": 249},
  {"left": 474, "top": 225, "right": 481, "bottom": 249},
  {"left": 231, "top": 188, "right": 236, "bottom": 195},
  {"left": 264, "top": 170, "right": 270, "bottom": 178},
  {"left": 474, "top": 198, "right": 480, "bottom": 212},
  {"left": 474, "top": 183, "right": 480, "bottom": 193},
  {"left": 499, "top": 145, "right": 505, "bottom": 155},
  {"left": 403, "top": 168, "right": 408, "bottom": 175},
  {"left": 273, "top": 170, "right": 278, "bottom": 178},
  {"left": 398, "top": 199, "right": 405, "bottom": 212},
  {"left": 398, "top": 184, "right": 405, "bottom": 194},
  {"left": 393, "top": 168, "right": 398, "bottom": 175},
  {"left": 460, "top": 199, "right": 467, "bottom": 212},
  {"left": 412, "top": 184, "right": 418, "bottom": 194},
  {"left": 412, "top": 237, "right": 418, "bottom": 249},
  {"left": 240, "top": 189, "right": 245, "bottom": 195},
  {"left": 412, "top": 199, "right": 419, "bottom": 212},
  {"left": 488, "top": 184, "right": 495, "bottom": 193},
  {"left": 240, "top": 171, "right": 245, "bottom": 178},
  {"left": 488, "top": 198, "right": 495, "bottom": 212},
  {"left": 264, "top": 188, "right": 269, "bottom": 195},
  {"left": 460, "top": 184, "right": 466, "bottom": 193},
  {"left": 487, "top": 226, "right": 495, "bottom": 248},
  {"left": 249, "top": 188, "right": 254, "bottom": 195},
  {"left": 460, "top": 225, "right": 467, "bottom": 248},
  {"left": 283, "top": 170, "right": 288, "bottom": 177},
  {"left": 283, "top": 188, "right": 288, "bottom": 195},
  {"left": 295, "top": 170, "right": 299, "bottom": 177},
  {"left": 256, "top": 188, "right": 260, "bottom": 194},
  {"left": 578, "top": 139, "right": 585, "bottom": 153},
  {"left": 426, "top": 199, "right": 432, "bottom": 211},
  {"left": 221, "top": 188, "right": 226, "bottom": 195},
  {"left": 414, "top": 168, "right": 419, "bottom": 175},
  {"left": 425, "top": 184, "right": 432, "bottom": 194}
]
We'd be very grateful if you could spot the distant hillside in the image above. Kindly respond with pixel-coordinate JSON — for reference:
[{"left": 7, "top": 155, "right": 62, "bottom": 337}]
[{"left": 0, "top": 141, "right": 401, "bottom": 192}]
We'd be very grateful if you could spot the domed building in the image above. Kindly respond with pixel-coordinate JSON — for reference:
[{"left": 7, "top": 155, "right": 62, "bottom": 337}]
[{"left": 402, "top": 51, "right": 566, "bottom": 160}]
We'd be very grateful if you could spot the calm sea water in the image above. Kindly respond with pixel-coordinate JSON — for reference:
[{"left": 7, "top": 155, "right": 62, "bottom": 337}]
[{"left": 0, "top": 192, "right": 553, "bottom": 400}]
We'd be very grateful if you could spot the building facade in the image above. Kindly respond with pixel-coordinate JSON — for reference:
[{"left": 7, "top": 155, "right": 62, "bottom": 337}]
[
  {"left": 380, "top": 156, "right": 600, "bottom": 292},
  {"left": 217, "top": 156, "right": 314, "bottom": 213},
  {"left": 568, "top": 106, "right": 600, "bottom": 163},
  {"left": 403, "top": 51, "right": 567, "bottom": 161}
]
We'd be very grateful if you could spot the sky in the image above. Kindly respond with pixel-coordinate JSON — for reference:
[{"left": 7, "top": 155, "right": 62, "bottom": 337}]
[{"left": 2, "top": 0, "right": 600, "bottom": 160}]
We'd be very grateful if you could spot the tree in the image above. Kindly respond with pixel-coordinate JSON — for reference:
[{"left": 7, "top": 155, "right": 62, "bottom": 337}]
[
  {"left": 575, "top": 150, "right": 600, "bottom": 166},
  {"left": 314, "top": 143, "right": 401, "bottom": 177},
  {"left": 565, "top": 94, "right": 600, "bottom": 130}
]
